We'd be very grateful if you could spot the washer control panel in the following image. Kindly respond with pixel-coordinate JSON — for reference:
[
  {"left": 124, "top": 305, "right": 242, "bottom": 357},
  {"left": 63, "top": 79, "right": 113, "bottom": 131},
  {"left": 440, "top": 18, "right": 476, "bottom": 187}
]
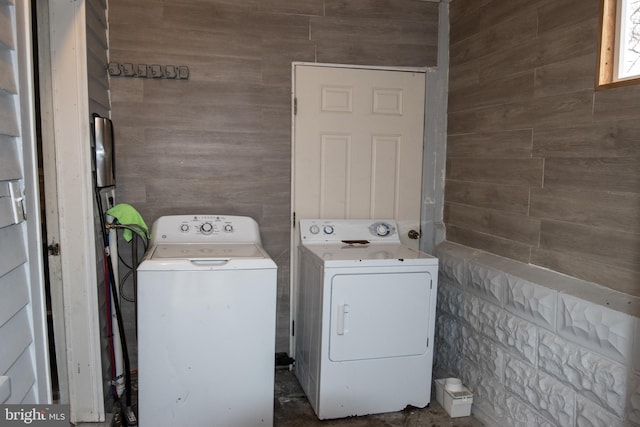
[
  {"left": 300, "top": 219, "right": 399, "bottom": 243},
  {"left": 176, "top": 217, "right": 233, "bottom": 236},
  {"left": 149, "top": 215, "right": 261, "bottom": 244}
]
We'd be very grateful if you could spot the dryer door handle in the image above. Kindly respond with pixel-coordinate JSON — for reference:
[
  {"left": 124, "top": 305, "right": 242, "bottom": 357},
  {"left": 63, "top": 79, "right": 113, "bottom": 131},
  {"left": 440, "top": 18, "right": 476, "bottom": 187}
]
[{"left": 337, "top": 303, "right": 350, "bottom": 335}]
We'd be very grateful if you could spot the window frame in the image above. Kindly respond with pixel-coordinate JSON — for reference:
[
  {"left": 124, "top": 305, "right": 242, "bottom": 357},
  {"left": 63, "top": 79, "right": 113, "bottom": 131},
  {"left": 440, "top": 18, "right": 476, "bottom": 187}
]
[{"left": 597, "top": 0, "right": 640, "bottom": 89}]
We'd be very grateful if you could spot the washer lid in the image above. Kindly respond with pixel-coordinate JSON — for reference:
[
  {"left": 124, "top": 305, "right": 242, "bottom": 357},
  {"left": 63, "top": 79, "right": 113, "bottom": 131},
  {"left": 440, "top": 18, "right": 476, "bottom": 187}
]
[{"left": 150, "top": 243, "right": 268, "bottom": 260}]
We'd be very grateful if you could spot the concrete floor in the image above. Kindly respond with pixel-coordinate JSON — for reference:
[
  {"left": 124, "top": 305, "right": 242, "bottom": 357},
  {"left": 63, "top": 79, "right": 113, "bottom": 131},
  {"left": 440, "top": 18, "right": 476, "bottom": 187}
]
[
  {"left": 93, "top": 368, "right": 484, "bottom": 427},
  {"left": 273, "top": 369, "right": 485, "bottom": 427}
]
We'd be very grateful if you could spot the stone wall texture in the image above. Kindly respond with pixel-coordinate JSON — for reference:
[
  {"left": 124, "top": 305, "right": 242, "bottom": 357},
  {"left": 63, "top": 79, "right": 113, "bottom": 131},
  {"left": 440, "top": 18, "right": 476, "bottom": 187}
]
[{"left": 434, "top": 242, "right": 640, "bottom": 427}]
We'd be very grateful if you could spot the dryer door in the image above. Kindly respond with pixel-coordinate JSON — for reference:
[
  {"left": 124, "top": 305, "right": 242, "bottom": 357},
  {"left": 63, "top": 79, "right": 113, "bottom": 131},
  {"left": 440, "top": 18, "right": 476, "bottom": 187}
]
[{"left": 328, "top": 271, "right": 432, "bottom": 361}]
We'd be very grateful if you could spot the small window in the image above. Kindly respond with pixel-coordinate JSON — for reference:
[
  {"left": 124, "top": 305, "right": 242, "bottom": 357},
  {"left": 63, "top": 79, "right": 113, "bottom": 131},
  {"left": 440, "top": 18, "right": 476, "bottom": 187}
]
[{"left": 598, "top": 0, "right": 640, "bottom": 88}]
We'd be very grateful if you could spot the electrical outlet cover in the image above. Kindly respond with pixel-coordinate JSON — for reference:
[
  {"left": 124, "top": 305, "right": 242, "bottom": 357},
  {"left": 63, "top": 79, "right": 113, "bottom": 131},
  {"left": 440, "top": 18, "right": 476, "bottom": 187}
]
[
  {"left": 137, "top": 64, "right": 148, "bottom": 78},
  {"left": 123, "top": 63, "right": 135, "bottom": 77},
  {"left": 178, "top": 66, "right": 190, "bottom": 79},
  {"left": 164, "top": 65, "right": 177, "bottom": 79},
  {"left": 150, "top": 64, "right": 162, "bottom": 78}
]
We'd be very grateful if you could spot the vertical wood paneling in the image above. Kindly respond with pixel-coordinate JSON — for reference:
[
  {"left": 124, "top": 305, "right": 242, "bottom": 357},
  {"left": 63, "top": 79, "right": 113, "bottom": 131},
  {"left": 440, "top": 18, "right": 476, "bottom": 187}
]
[
  {"left": 108, "top": 0, "right": 440, "bottom": 353},
  {"left": 447, "top": 0, "right": 640, "bottom": 297},
  {"left": 87, "top": 0, "right": 108, "bottom": 114},
  {"left": 85, "top": 0, "right": 112, "bottom": 406}
]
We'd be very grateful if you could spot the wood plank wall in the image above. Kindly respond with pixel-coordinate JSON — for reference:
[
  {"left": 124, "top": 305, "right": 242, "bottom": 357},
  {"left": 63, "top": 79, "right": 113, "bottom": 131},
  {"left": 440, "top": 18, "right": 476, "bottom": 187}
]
[
  {"left": 446, "top": 0, "right": 640, "bottom": 297},
  {"left": 86, "top": 0, "right": 113, "bottom": 406},
  {"left": 107, "top": 0, "right": 439, "bottom": 353}
]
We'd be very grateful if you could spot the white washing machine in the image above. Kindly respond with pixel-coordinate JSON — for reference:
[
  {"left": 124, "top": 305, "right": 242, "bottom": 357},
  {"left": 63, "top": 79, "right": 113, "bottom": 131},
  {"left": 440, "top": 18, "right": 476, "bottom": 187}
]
[
  {"left": 137, "top": 215, "right": 277, "bottom": 427},
  {"left": 295, "top": 219, "right": 438, "bottom": 420}
]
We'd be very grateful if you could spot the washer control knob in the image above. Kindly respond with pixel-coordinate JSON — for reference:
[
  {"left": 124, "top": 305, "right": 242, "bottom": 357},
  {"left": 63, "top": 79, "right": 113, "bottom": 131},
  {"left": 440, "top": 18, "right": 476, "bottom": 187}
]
[
  {"left": 309, "top": 225, "right": 320, "bottom": 234},
  {"left": 200, "top": 222, "right": 213, "bottom": 234},
  {"left": 375, "top": 223, "right": 391, "bottom": 236},
  {"left": 323, "top": 225, "right": 334, "bottom": 235},
  {"left": 180, "top": 224, "right": 189, "bottom": 232},
  {"left": 223, "top": 224, "right": 234, "bottom": 233}
]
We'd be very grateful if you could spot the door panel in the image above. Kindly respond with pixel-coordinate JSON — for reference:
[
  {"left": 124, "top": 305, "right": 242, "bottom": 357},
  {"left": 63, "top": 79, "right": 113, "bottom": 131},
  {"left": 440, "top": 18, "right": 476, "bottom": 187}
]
[
  {"left": 328, "top": 272, "right": 432, "bottom": 362},
  {"left": 371, "top": 135, "right": 400, "bottom": 218},
  {"left": 291, "top": 64, "right": 426, "bottom": 356},
  {"left": 294, "top": 65, "right": 426, "bottom": 250},
  {"left": 0, "top": 0, "right": 50, "bottom": 404},
  {"left": 320, "top": 135, "right": 350, "bottom": 218}
]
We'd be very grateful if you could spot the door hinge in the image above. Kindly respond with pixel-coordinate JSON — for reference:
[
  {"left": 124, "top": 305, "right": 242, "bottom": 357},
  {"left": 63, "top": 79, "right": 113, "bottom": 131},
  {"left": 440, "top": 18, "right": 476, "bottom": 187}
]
[
  {"left": 294, "top": 97, "right": 297, "bottom": 115},
  {"left": 47, "top": 242, "right": 60, "bottom": 256},
  {"left": 427, "top": 337, "right": 429, "bottom": 348},
  {"left": 292, "top": 211, "right": 296, "bottom": 228},
  {"left": 291, "top": 320, "right": 295, "bottom": 337}
]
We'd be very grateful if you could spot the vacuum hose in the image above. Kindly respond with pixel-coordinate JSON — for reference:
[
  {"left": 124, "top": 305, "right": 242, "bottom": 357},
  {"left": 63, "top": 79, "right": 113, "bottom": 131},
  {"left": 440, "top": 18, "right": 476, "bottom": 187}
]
[{"left": 95, "top": 189, "right": 143, "bottom": 426}]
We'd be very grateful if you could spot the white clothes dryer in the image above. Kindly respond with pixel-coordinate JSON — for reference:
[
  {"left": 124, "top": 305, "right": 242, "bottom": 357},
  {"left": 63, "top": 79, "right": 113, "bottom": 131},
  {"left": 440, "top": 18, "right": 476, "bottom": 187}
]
[
  {"left": 137, "top": 215, "right": 277, "bottom": 427},
  {"left": 295, "top": 219, "right": 438, "bottom": 420}
]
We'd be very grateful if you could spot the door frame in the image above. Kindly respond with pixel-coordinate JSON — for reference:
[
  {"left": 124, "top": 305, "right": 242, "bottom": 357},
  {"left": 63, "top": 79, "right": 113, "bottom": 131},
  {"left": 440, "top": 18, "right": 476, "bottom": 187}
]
[
  {"left": 289, "top": 62, "right": 430, "bottom": 356},
  {"left": 44, "top": 0, "right": 105, "bottom": 421},
  {"left": 35, "top": 0, "right": 70, "bottom": 404}
]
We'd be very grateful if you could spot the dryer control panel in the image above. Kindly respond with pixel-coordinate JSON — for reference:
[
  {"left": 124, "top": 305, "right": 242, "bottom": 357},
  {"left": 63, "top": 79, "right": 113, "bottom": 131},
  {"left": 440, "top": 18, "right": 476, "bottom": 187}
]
[
  {"left": 300, "top": 219, "right": 399, "bottom": 244},
  {"left": 149, "top": 215, "right": 262, "bottom": 245}
]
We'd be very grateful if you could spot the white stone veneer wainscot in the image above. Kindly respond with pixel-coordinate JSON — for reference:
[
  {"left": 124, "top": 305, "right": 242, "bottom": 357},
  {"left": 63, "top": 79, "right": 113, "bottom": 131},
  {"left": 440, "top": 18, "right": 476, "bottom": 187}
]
[{"left": 434, "top": 242, "right": 640, "bottom": 427}]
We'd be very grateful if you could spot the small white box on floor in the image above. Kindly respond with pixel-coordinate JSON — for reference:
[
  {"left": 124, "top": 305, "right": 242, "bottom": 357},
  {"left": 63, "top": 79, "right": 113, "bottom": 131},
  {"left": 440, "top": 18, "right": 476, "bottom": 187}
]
[{"left": 434, "top": 378, "right": 473, "bottom": 418}]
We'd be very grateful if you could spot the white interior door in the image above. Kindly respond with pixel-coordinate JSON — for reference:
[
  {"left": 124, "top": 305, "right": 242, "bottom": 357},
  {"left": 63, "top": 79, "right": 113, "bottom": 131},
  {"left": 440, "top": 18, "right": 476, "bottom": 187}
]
[
  {"left": 290, "top": 64, "right": 426, "bottom": 355},
  {"left": 0, "top": 0, "right": 51, "bottom": 404},
  {"left": 293, "top": 64, "right": 425, "bottom": 248}
]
